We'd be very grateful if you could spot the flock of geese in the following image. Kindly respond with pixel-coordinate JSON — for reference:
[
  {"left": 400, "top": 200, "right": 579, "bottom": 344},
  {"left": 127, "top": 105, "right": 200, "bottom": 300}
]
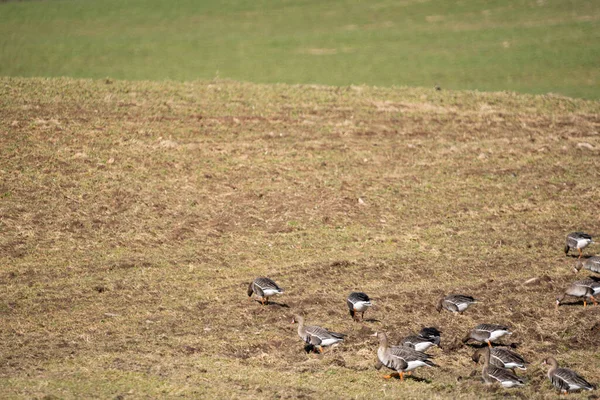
[{"left": 247, "top": 232, "right": 598, "bottom": 395}]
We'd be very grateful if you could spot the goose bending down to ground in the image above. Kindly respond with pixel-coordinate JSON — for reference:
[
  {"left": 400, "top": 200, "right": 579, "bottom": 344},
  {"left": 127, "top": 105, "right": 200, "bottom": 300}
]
[
  {"left": 574, "top": 256, "right": 600, "bottom": 274},
  {"left": 474, "top": 347, "right": 525, "bottom": 388},
  {"left": 565, "top": 232, "right": 593, "bottom": 259},
  {"left": 373, "top": 332, "right": 437, "bottom": 381},
  {"left": 401, "top": 334, "right": 439, "bottom": 352},
  {"left": 419, "top": 327, "right": 442, "bottom": 343},
  {"left": 463, "top": 324, "right": 512, "bottom": 347},
  {"left": 292, "top": 315, "right": 345, "bottom": 353},
  {"left": 346, "top": 292, "right": 372, "bottom": 322},
  {"left": 436, "top": 294, "right": 478, "bottom": 314},
  {"left": 247, "top": 277, "right": 284, "bottom": 305},
  {"left": 543, "top": 357, "right": 594, "bottom": 394},
  {"left": 472, "top": 347, "right": 527, "bottom": 370},
  {"left": 556, "top": 280, "right": 599, "bottom": 309}
]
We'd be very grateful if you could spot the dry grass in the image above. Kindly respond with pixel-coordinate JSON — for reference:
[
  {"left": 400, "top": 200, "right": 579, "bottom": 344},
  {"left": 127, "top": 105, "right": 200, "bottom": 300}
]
[{"left": 1, "top": 77, "right": 599, "bottom": 399}]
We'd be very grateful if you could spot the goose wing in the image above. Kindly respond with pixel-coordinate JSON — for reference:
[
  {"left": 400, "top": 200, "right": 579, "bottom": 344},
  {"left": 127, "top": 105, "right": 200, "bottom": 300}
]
[
  {"left": 419, "top": 327, "right": 441, "bottom": 345},
  {"left": 487, "top": 366, "right": 524, "bottom": 387},
  {"left": 553, "top": 368, "right": 594, "bottom": 391},
  {"left": 475, "top": 323, "right": 509, "bottom": 332},
  {"left": 401, "top": 335, "right": 436, "bottom": 350},
  {"left": 381, "top": 347, "right": 408, "bottom": 371},
  {"left": 348, "top": 292, "right": 371, "bottom": 303},
  {"left": 253, "top": 277, "right": 282, "bottom": 294},
  {"left": 587, "top": 257, "right": 600, "bottom": 273},
  {"left": 304, "top": 325, "right": 345, "bottom": 345},
  {"left": 491, "top": 348, "right": 527, "bottom": 369}
]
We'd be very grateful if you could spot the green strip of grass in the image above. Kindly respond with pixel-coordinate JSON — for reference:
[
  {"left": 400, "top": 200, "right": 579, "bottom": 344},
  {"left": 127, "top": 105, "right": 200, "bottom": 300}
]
[{"left": 1, "top": 0, "right": 599, "bottom": 98}]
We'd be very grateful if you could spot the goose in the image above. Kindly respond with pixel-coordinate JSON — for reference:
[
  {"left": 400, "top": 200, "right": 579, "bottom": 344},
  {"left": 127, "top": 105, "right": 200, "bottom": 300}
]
[
  {"left": 373, "top": 332, "right": 437, "bottom": 381},
  {"left": 565, "top": 232, "right": 593, "bottom": 259},
  {"left": 474, "top": 347, "right": 525, "bottom": 388},
  {"left": 574, "top": 256, "right": 600, "bottom": 274},
  {"left": 463, "top": 324, "right": 512, "bottom": 347},
  {"left": 346, "top": 292, "right": 372, "bottom": 322},
  {"left": 292, "top": 315, "right": 345, "bottom": 353},
  {"left": 436, "top": 294, "right": 478, "bottom": 314},
  {"left": 556, "top": 280, "right": 598, "bottom": 309},
  {"left": 401, "top": 334, "right": 439, "bottom": 352},
  {"left": 472, "top": 347, "right": 527, "bottom": 370},
  {"left": 418, "top": 327, "right": 442, "bottom": 344},
  {"left": 247, "top": 277, "right": 284, "bottom": 305},
  {"left": 543, "top": 357, "right": 594, "bottom": 394}
]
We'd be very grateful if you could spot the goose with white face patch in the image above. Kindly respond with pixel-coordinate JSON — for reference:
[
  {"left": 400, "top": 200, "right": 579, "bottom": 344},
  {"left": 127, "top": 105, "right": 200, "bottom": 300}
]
[
  {"left": 543, "top": 357, "right": 594, "bottom": 394},
  {"left": 463, "top": 324, "right": 512, "bottom": 348},
  {"left": 565, "top": 232, "right": 593, "bottom": 259},
  {"left": 373, "top": 332, "right": 437, "bottom": 381}
]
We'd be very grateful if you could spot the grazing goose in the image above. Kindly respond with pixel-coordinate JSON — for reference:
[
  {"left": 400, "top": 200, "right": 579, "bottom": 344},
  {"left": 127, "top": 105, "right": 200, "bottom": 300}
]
[
  {"left": 556, "top": 280, "right": 598, "bottom": 309},
  {"left": 472, "top": 347, "right": 527, "bottom": 370},
  {"left": 574, "top": 256, "right": 600, "bottom": 274},
  {"left": 463, "top": 324, "right": 512, "bottom": 347},
  {"left": 373, "top": 332, "right": 437, "bottom": 381},
  {"left": 436, "top": 294, "right": 478, "bottom": 314},
  {"left": 419, "top": 327, "right": 442, "bottom": 344},
  {"left": 247, "top": 277, "right": 284, "bottom": 305},
  {"left": 474, "top": 347, "right": 525, "bottom": 388},
  {"left": 292, "top": 315, "right": 345, "bottom": 353},
  {"left": 576, "top": 278, "right": 600, "bottom": 295},
  {"left": 346, "top": 292, "right": 372, "bottom": 322},
  {"left": 401, "top": 334, "right": 439, "bottom": 352},
  {"left": 543, "top": 357, "right": 594, "bottom": 394},
  {"left": 565, "top": 232, "right": 593, "bottom": 259}
]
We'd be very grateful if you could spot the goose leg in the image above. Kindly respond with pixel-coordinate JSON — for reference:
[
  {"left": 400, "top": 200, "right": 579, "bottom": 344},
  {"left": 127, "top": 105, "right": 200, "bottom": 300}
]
[
  {"left": 318, "top": 346, "right": 323, "bottom": 354},
  {"left": 578, "top": 248, "right": 582, "bottom": 259},
  {"left": 487, "top": 340, "right": 492, "bottom": 348},
  {"left": 265, "top": 297, "right": 269, "bottom": 305},
  {"left": 361, "top": 311, "right": 365, "bottom": 321},
  {"left": 399, "top": 371, "right": 404, "bottom": 381},
  {"left": 583, "top": 299, "right": 587, "bottom": 308},
  {"left": 591, "top": 296, "right": 598, "bottom": 306}
]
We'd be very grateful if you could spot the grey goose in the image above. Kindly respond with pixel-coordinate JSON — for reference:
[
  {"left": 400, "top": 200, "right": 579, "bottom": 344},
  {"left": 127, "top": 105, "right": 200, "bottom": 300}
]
[
  {"left": 292, "top": 315, "right": 345, "bottom": 353},
  {"left": 565, "top": 232, "right": 593, "bottom": 259},
  {"left": 436, "top": 294, "right": 478, "bottom": 314},
  {"left": 472, "top": 347, "right": 527, "bottom": 370},
  {"left": 373, "top": 332, "right": 437, "bottom": 381},
  {"left": 574, "top": 256, "right": 600, "bottom": 274},
  {"left": 346, "top": 292, "right": 372, "bottom": 322},
  {"left": 543, "top": 357, "right": 594, "bottom": 394},
  {"left": 556, "top": 279, "right": 599, "bottom": 309},
  {"left": 247, "top": 277, "right": 284, "bottom": 305},
  {"left": 463, "top": 324, "right": 512, "bottom": 347},
  {"left": 474, "top": 347, "right": 525, "bottom": 388},
  {"left": 401, "top": 334, "right": 439, "bottom": 352}
]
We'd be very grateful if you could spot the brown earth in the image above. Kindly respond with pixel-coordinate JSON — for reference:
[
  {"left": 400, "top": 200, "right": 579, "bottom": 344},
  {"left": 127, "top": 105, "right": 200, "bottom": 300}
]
[{"left": 0, "top": 77, "right": 599, "bottom": 399}]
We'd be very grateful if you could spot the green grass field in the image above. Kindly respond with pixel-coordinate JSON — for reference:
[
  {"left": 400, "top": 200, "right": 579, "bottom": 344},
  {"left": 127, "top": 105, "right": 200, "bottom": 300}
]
[
  {"left": 1, "top": 77, "right": 599, "bottom": 398},
  {"left": 1, "top": 0, "right": 599, "bottom": 98}
]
